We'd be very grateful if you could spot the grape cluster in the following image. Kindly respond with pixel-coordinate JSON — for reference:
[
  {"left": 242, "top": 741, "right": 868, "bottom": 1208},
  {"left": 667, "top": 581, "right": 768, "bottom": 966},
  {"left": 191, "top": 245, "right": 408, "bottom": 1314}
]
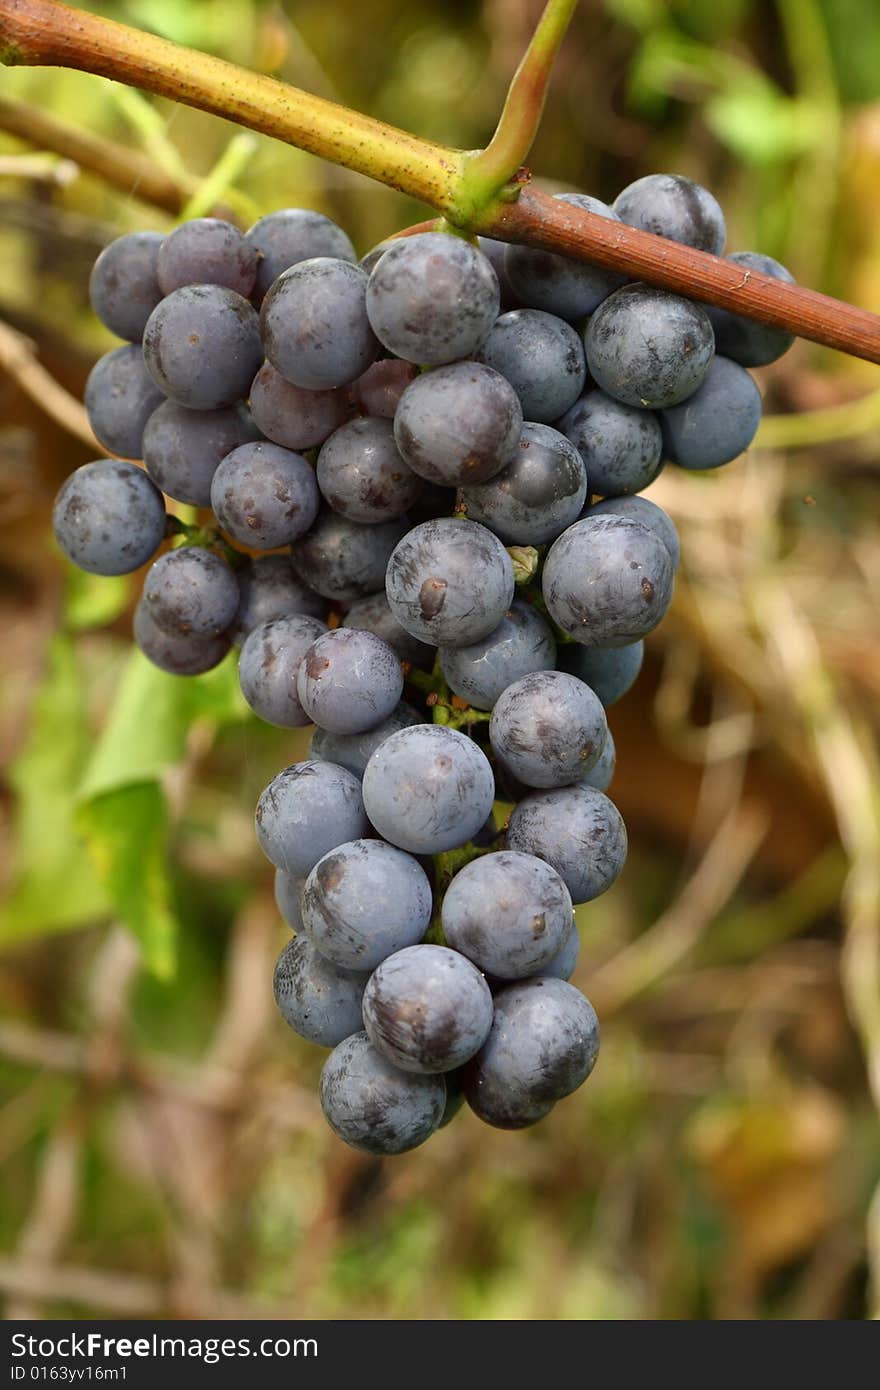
[{"left": 54, "top": 174, "right": 792, "bottom": 1154}]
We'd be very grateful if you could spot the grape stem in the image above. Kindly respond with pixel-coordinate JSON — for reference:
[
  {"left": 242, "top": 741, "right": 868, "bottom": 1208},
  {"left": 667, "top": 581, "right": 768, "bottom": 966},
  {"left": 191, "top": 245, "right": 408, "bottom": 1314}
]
[{"left": 2, "top": 0, "right": 880, "bottom": 363}]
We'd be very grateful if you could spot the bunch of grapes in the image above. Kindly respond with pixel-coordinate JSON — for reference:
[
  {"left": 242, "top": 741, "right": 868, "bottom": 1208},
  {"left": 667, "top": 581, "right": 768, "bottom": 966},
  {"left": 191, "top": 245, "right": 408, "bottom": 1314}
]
[{"left": 53, "top": 174, "right": 793, "bottom": 1154}]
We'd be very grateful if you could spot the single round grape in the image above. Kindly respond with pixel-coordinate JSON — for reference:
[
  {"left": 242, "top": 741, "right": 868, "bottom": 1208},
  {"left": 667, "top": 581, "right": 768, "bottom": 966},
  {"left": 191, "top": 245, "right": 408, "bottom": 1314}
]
[
  {"left": 504, "top": 192, "right": 626, "bottom": 319},
  {"left": 133, "top": 600, "right": 231, "bottom": 676},
  {"left": 296, "top": 628, "right": 403, "bottom": 735},
  {"left": 581, "top": 726, "right": 616, "bottom": 792},
  {"left": 458, "top": 422, "right": 587, "bottom": 545},
  {"left": 274, "top": 868, "right": 305, "bottom": 931},
  {"left": 506, "top": 784, "right": 627, "bottom": 904},
  {"left": 587, "top": 496, "right": 680, "bottom": 570},
  {"left": 84, "top": 345, "right": 165, "bottom": 459},
  {"left": 438, "top": 1068, "right": 467, "bottom": 1127},
  {"left": 245, "top": 208, "right": 356, "bottom": 302},
  {"left": 142, "top": 547, "right": 238, "bottom": 637},
  {"left": 558, "top": 640, "right": 644, "bottom": 707},
  {"left": 157, "top": 217, "right": 258, "bottom": 297},
  {"left": 440, "top": 599, "right": 556, "bottom": 711},
  {"left": 365, "top": 232, "right": 500, "bottom": 365},
  {"left": 442, "top": 850, "right": 573, "bottom": 981},
  {"left": 143, "top": 399, "right": 261, "bottom": 507},
  {"left": 363, "top": 945, "right": 494, "bottom": 1074},
  {"left": 542, "top": 515, "right": 675, "bottom": 648},
  {"left": 248, "top": 361, "right": 352, "bottom": 451},
  {"left": 489, "top": 670, "right": 608, "bottom": 789},
  {"left": 316, "top": 417, "right": 423, "bottom": 523},
  {"left": 385, "top": 517, "right": 515, "bottom": 648},
  {"left": 255, "top": 760, "right": 368, "bottom": 877},
  {"left": 211, "top": 441, "right": 319, "bottom": 549},
  {"left": 142, "top": 284, "right": 263, "bottom": 409},
  {"left": 261, "top": 257, "right": 379, "bottom": 390},
  {"left": 477, "top": 236, "right": 522, "bottom": 310},
  {"left": 53, "top": 459, "right": 166, "bottom": 576},
  {"left": 230, "top": 554, "right": 326, "bottom": 646},
  {"left": 535, "top": 919, "right": 579, "bottom": 981},
  {"left": 358, "top": 240, "right": 395, "bottom": 276},
  {"left": 475, "top": 309, "right": 586, "bottom": 423},
  {"left": 320, "top": 1032, "right": 445, "bottom": 1155},
  {"left": 301, "top": 838, "right": 432, "bottom": 972},
  {"left": 351, "top": 358, "right": 418, "bottom": 420},
  {"left": 342, "top": 593, "right": 434, "bottom": 668},
  {"left": 586, "top": 285, "right": 714, "bottom": 411},
  {"left": 705, "top": 252, "right": 796, "bottom": 367},
  {"left": 393, "top": 362, "right": 522, "bottom": 488},
  {"left": 465, "top": 979, "right": 599, "bottom": 1128},
  {"left": 291, "top": 510, "right": 408, "bottom": 602},
  {"left": 238, "top": 613, "right": 328, "bottom": 727},
  {"left": 362, "top": 724, "right": 495, "bottom": 855},
  {"left": 613, "top": 173, "right": 726, "bottom": 254},
  {"left": 273, "top": 935, "right": 367, "bottom": 1048},
  {"left": 558, "top": 389, "right": 663, "bottom": 498},
  {"left": 89, "top": 230, "right": 163, "bottom": 342},
  {"left": 310, "top": 701, "right": 422, "bottom": 779},
  {"left": 660, "top": 355, "right": 762, "bottom": 470}
]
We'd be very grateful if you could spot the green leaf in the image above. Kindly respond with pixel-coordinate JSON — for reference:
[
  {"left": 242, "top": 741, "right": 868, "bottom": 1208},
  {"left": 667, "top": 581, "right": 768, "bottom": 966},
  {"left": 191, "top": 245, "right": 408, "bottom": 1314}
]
[
  {"left": 0, "top": 636, "right": 109, "bottom": 944},
  {"left": 76, "top": 784, "right": 176, "bottom": 979}
]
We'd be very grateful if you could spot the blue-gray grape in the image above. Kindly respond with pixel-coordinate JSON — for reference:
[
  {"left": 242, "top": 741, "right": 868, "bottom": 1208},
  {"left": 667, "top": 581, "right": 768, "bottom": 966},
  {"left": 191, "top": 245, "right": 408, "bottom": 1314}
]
[
  {"left": 439, "top": 598, "right": 556, "bottom": 711},
  {"left": 157, "top": 217, "right": 258, "bottom": 297},
  {"left": 613, "top": 173, "right": 726, "bottom": 255},
  {"left": 248, "top": 361, "right": 352, "bottom": 452},
  {"left": 291, "top": 510, "right": 408, "bottom": 603},
  {"left": 133, "top": 600, "right": 231, "bottom": 675},
  {"left": 457, "top": 422, "right": 587, "bottom": 545},
  {"left": 365, "top": 232, "right": 500, "bottom": 365},
  {"left": 142, "top": 284, "right": 263, "bottom": 409},
  {"left": 558, "top": 389, "right": 663, "bottom": 498},
  {"left": 393, "top": 362, "right": 523, "bottom": 487},
  {"left": 296, "top": 628, "right": 403, "bottom": 735},
  {"left": 559, "top": 640, "right": 644, "bottom": 708},
  {"left": 143, "top": 399, "right": 261, "bottom": 507},
  {"left": 309, "top": 701, "right": 421, "bottom": 780},
  {"left": 342, "top": 593, "right": 434, "bottom": 668},
  {"left": 245, "top": 208, "right": 356, "bottom": 302},
  {"left": 261, "top": 257, "right": 379, "bottom": 389},
  {"left": 316, "top": 417, "right": 423, "bottom": 522},
  {"left": 274, "top": 868, "right": 305, "bottom": 932},
  {"left": 361, "top": 723, "right": 495, "bottom": 855},
  {"left": 504, "top": 193, "right": 626, "bottom": 319},
  {"left": 489, "top": 670, "right": 608, "bottom": 789},
  {"left": 89, "top": 231, "right": 163, "bottom": 342},
  {"left": 362, "top": 944, "right": 493, "bottom": 1073},
  {"left": 301, "top": 838, "right": 432, "bottom": 972},
  {"left": 660, "top": 355, "right": 761, "bottom": 470},
  {"left": 384, "top": 517, "right": 515, "bottom": 648},
  {"left": 211, "top": 441, "right": 319, "bottom": 549},
  {"left": 465, "top": 978, "right": 599, "bottom": 1128},
  {"left": 506, "top": 784, "right": 627, "bottom": 905},
  {"left": 441, "top": 850, "right": 573, "bottom": 980},
  {"left": 477, "top": 236, "right": 522, "bottom": 310},
  {"left": 84, "top": 345, "right": 165, "bottom": 459},
  {"left": 475, "top": 308, "right": 586, "bottom": 423},
  {"left": 273, "top": 935, "right": 367, "bottom": 1048},
  {"left": 350, "top": 358, "right": 417, "bottom": 420},
  {"left": 586, "top": 496, "right": 680, "bottom": 570},
  {"left": 255, "top": 760, "right": 368, "bottom": 877},
  {"left": 535, "top": 919, "right": 579, "bottom": 982},
  {"left": 238, "top": 613, "right": 328, "bottom": 727},
  {"left": 585, "top": 285, "right": 714, "bottom": 410},
  {"left": 704, "top": 252, "right": 795, "bottom": 367},
  {"left": 231, "top": 555, "right": 325, "bottom": 646},
  {"left": 142, "top": 547, "right": 239, "bottom": 637},
  {"left": 320, "top": 1032, "right": 445, "bottom": 1154},
  {"left": 53, "top": 459, "right": 165, "bottom": 576},
  {"left": 581, "top": 726, "right": 616, "bottom": 792},
  {"left": 542, "top": 515, "right": 675, "bottom": 648}
]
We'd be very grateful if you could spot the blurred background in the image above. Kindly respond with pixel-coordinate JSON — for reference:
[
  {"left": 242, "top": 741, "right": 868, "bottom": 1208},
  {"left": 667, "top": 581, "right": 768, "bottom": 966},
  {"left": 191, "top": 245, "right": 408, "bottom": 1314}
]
[{"left": 1, "top": 0, "right": 879, "bottom": 1321}]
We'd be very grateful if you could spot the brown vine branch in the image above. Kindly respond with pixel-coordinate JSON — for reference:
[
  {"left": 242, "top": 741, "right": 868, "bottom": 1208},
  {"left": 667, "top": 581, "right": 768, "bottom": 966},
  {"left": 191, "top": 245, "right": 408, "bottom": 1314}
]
[
  {"left": 0, "top": 92, "right": 192, "bottom": 213},
  {"left": 1, "top": 0, "right": 879, "bottom": 364}
]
